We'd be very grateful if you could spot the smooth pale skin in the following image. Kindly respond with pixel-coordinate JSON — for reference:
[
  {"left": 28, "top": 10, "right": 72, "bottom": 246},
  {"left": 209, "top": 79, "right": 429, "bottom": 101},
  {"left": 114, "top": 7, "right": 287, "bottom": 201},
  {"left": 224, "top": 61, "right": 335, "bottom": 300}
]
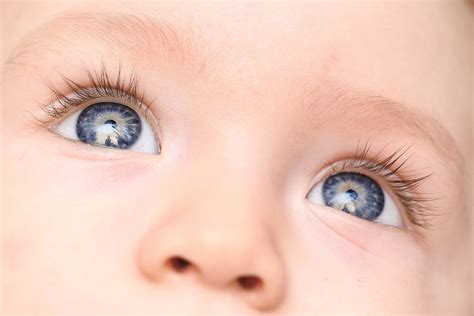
[{"left": 1, "top": 1, "right": 472, "bottom": 315}]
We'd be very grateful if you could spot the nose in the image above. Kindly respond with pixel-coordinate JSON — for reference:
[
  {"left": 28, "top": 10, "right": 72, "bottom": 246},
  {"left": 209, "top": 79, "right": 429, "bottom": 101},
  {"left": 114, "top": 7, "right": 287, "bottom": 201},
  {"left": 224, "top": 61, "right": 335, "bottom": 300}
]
[{"left": 135, "top": 196, "right": 286, "bottom": 310}]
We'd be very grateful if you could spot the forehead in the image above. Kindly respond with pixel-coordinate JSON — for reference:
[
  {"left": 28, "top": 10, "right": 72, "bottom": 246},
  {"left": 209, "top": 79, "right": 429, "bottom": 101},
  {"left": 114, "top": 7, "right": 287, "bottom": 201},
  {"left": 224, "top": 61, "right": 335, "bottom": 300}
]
[{"left": 6, "top": 3, "right": 470, "bottom": 97}]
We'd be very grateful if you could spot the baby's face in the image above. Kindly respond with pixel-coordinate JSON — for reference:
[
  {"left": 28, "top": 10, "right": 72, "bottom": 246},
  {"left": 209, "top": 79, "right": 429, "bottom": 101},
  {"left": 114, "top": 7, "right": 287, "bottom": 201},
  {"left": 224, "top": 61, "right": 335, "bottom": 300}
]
[{"left": 2, "top": 2, "right": 472, "bottom": 314}]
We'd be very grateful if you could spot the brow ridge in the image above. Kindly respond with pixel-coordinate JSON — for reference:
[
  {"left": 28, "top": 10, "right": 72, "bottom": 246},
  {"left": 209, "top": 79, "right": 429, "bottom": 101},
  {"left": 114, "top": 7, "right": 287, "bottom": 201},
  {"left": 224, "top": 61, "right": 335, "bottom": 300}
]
[
  {"left": 298, "top": 80, "right": 462, "bottom": 169},
  {"left": 5, "top": 10, "right": 203, "bottom": 70}
]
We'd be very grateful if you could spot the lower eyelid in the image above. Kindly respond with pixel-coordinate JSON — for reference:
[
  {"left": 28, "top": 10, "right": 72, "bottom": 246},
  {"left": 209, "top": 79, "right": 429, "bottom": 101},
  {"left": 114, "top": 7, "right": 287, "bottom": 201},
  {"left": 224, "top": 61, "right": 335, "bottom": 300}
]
[
  {"left": 47, "top": 133, "right": 149, "bottom": 161},
  {"left": 304, "top": 199, "right": 418, "bottom": 256}
]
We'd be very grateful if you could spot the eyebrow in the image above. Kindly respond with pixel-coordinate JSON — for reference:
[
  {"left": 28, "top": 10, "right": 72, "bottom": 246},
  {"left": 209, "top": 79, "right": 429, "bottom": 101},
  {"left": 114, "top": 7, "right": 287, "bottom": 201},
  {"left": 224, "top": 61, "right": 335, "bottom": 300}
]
[
  {"left": 297, "top": 81, "right": 462, "bottom": 168},
  {"left": 6, "top": 11, "right": 203, "bottom": 70},
  {"left": 5, "top": 11, "right": 463, "bottom": 170}
]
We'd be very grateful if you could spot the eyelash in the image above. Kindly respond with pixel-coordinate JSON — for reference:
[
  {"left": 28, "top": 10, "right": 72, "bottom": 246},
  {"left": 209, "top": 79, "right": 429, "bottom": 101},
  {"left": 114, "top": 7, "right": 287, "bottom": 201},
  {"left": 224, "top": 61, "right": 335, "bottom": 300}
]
[
  {"left": 325, "top": 142, "right": 435, "bottom": 229},
  {"left": 39, "top": 64, "right": 152, "bottom": 122},
  {"left": 38, "top": 67, "right": 435, "bottom": 229}
]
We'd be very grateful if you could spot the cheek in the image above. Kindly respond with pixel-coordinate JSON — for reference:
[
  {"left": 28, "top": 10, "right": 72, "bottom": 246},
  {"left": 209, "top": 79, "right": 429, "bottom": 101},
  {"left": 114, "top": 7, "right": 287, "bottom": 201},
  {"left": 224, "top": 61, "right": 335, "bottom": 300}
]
[
  {"left": 2, "top": 139, "right": 164, "bottom": 304},
  {"left": 3, "top": 141, "right": 159, "bottom": 246},
  {"left": 285, "top": 243, "right": 429, "bottom": 313},
  {"left": 284, "top": 206, "right": 429, "bottom": 313}
]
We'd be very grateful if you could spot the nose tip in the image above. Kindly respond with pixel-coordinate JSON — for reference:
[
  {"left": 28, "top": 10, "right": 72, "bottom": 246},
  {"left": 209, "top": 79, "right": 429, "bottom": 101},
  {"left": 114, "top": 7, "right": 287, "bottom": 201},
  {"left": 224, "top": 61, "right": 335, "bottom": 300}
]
[{"left": 136, "top": 223, "right": 286, "bottom": 310}]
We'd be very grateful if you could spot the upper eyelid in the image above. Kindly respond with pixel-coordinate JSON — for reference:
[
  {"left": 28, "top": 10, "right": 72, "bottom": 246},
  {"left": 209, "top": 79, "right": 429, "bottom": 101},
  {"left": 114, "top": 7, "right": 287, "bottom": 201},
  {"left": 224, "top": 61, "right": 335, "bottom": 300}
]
[
  {"left": 47, "top": 88, "right": 149, "bottom": 116},
  {"left": 45, "top": 94, "right": 149, "bottom": 124},
  {"left": 38, "top": 65, "right": 154, "bottom": 120}
]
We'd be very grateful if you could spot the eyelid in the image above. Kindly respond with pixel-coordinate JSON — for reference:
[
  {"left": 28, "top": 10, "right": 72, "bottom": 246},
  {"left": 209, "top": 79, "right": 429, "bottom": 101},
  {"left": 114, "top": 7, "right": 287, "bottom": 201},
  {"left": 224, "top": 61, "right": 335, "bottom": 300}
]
[
  {"left": 310, "top": 161, "right": 410, "bottom": 228},
  {"left": 45, "top": 92, "right": 156, "bottom": 129},
  {"left": 305, "top": 144, "right": 433, "bottom": 230},
  {"left": 35, "top": 64, "right": 152, "bottom": 119},
  {"left": 37, "top": 78, "right": 164, "bottom": 155},
  {"left": 42, "top": 85, "right": 151, "bottom": 118},
  {"left": 33, "top": 66, "right": 164, "bottom": 147},
  {"left": 306, "top": 160, "right": 400, "bottom": 201}
]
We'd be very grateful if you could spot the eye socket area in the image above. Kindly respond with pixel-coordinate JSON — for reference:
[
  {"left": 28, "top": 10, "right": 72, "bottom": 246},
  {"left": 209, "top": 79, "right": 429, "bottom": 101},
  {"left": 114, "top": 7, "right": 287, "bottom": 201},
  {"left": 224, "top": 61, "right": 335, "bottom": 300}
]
[
  {"left": 55, "top": 101, "right": 160, "bottom": 154},
  {"left": 306, "top": 170, "right": 405, "bottom": 228}
]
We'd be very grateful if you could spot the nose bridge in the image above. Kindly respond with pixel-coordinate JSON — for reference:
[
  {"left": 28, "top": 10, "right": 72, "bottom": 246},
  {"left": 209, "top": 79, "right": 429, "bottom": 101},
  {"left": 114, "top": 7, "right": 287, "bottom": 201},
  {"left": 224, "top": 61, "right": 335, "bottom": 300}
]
[
  {"left": 183, "top": 142, "right": 274, "bottom": 213},
  {"left": 193, "top": 166, "right": 267, "bottom": 214},
  {"left": 190, "top": 168, "right": 281, "bottom": 245},
  {"left": 192, "top": 170, "right": 273, "bottom": 228},
  {"left": 184, "top": 174, "right": 275, "bottom": 257},
  {"left": 191, "top": 106, "right": 281, "bottom": 178}
]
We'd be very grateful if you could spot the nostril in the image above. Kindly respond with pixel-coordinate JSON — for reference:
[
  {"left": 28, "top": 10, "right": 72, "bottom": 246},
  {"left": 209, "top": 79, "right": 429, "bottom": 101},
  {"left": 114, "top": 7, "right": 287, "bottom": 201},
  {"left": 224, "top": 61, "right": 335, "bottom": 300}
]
[
  {"left": 168, "top": 256, "right": 191, "bottom": 272},
  {"left": 237, "top": 275, "right": 263, "bottom": 290}
]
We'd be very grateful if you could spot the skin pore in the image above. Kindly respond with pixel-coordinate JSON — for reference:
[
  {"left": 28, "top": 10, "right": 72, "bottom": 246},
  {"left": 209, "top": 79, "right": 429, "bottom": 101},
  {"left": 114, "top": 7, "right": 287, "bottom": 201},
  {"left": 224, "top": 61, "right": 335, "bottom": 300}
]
[{"left": 1, "top": 1, "right": 472, "bottom": 315}]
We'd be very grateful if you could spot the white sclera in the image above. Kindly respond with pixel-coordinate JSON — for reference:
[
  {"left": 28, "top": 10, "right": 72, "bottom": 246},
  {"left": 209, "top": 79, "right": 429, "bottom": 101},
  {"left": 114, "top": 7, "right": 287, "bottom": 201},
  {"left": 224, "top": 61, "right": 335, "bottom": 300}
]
[
  {"left": 306, "top": 176, "right": 404, "bottom": 228},
  {"left": 55, "top": 106, "right": 160, "bottom": 154}
]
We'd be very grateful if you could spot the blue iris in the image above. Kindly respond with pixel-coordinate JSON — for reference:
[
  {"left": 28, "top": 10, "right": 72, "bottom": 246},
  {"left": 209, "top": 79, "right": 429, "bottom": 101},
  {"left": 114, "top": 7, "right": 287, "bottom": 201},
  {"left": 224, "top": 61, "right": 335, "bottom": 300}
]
[
  {"left": 76, "top": 102, "right": 141, "bottom": 149},
  {"left": 322, "top": 172, "right": 384, "bottom": 220}
]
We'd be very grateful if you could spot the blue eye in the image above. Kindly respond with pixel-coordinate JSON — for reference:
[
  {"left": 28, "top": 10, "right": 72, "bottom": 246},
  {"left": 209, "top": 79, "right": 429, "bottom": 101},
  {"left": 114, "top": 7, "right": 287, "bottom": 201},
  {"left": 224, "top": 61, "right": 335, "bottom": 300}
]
[
  {"left": 306, "top": 171, "right": 404, "bottom": 227},
  {"left": 76, "top": 102, "right": 141, "bottom": 149},
  {"left": 56, "top": 102, "right": 160, "bottom": 154},
  {"left": 322, "top": 172, "right": 384, "bottom": 220}
]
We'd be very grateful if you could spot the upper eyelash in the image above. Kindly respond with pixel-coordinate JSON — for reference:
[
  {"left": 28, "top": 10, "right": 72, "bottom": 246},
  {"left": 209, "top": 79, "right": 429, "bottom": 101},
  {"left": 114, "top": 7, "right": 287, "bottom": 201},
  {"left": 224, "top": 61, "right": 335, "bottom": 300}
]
[
  {"left": 329, "top": 141, "right": 438, "bottom": 230},
  {"left": 40, "top": 63, "right": 152, "bottom": 120}
]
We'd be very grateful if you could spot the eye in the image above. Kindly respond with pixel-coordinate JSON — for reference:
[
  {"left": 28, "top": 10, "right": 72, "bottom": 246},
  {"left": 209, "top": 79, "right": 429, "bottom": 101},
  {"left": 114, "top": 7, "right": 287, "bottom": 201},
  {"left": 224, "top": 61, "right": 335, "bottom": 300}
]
[
  {"left": 56, "top": 102, "right": 160, "bottom": 154},
  {"left": 306, "top": 171, "right": 404, "bottom": 228}
]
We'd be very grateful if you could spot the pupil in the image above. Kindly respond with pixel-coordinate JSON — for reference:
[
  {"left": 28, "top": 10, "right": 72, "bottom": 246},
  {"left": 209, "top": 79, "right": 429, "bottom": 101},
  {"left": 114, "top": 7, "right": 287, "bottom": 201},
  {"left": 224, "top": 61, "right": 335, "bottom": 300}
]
[
  {"left": 104, "top": 119, "right": 117, "bottom": 128},
  {"left": 346, "top": 189, "right": 358, "bottom": 200}
]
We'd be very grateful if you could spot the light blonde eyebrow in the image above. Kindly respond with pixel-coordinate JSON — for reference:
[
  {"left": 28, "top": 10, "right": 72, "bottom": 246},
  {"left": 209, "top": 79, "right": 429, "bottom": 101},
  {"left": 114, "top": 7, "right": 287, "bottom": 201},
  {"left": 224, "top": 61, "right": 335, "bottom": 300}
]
[
  {"left": 5, "top": 11, "right": 463, "bottom": 171},
  {"left": 5, "top": 11, "right": 203, "bottom": 70},
  {"left": 297, "top": 81, "right": 463, "bottom": 169}
]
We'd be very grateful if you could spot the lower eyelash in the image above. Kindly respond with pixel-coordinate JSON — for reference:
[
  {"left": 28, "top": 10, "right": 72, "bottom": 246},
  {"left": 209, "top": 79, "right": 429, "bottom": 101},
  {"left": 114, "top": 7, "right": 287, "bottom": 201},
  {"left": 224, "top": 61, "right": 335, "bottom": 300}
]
[{"left": 331, "top": 141, "right": 437, "bottom": 229}]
